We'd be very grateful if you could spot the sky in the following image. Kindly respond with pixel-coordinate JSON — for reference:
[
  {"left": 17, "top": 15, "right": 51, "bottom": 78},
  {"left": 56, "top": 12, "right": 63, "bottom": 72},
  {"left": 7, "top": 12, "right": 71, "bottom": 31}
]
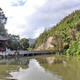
[{"left": 0, "top": 0, "right": 80, "bottom": 39}]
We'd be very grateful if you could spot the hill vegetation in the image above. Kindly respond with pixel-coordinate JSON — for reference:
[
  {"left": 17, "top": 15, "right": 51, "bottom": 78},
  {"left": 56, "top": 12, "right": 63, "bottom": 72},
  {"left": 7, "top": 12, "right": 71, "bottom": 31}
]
[{"left": 35, "top": 10, "right": 80, "bottom": 55}]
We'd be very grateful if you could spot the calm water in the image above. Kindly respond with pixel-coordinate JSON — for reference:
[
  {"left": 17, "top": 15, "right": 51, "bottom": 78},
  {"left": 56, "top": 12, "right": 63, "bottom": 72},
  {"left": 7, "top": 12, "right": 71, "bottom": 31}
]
[
  {"left": 0, "top": 55, "right": 80, "bottom": 80},
  {"left": 10, "top": 59, "right": 61, "bottom": 80}
]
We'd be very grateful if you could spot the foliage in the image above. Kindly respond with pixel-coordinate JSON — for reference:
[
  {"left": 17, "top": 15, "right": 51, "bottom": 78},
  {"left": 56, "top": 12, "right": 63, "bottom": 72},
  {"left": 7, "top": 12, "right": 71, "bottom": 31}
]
[
  {"left": 35, "top": 10, "right": 80, "bottom": 47},
  {"left": 35, "top": 10, "right": 80, "bottom": 55},
  {"left": 66, "top": 41, "right": 80, "bottom": 55},
  {"left": 20, "top": 38, "right": 29, "bottom": 50},
  {"left": 7, "top": 35, "right": 20, "bottom": 50},
  {"left": 7, "top": 35, "right": 30, "bottom": 50},
  {"left": 51, "top": 34, "right": 64, "bottom": 52},
  {"left": 27, "top": 48, "right": 33, "bottom": 51}
]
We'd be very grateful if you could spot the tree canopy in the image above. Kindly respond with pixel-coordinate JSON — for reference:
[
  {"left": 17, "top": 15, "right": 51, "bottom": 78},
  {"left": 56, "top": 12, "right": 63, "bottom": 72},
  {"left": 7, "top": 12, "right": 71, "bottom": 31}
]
[{"left": 20, "top": 38, "right": 29, "bottom": 50}]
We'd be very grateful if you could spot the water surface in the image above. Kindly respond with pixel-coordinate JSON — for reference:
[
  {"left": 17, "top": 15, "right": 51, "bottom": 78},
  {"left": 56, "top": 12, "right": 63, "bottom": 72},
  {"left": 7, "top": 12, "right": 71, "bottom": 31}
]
[
  {"left": 10, "top": 59, "right": 61, "bottom": 80},
  {"left": 0, "top": 55, "right": 80, "bottom": 80}
]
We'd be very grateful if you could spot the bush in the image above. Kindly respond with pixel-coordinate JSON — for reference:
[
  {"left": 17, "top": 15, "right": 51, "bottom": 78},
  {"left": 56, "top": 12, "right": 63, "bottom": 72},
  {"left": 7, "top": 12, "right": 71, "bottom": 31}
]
[{"left": 66, "top": 41, "right": 80, "bottom": 55}]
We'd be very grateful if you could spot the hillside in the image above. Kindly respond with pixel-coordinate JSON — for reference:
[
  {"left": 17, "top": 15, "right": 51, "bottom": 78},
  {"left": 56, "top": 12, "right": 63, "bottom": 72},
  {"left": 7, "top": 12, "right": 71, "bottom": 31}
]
[{"left": 35, "top": 10, "right": 80, "bottom": 55}]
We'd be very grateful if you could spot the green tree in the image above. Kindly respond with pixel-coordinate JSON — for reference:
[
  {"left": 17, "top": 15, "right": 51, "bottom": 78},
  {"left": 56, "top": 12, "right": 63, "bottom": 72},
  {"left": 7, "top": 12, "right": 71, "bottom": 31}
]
[
  {"left": 51, "top": 34, "right": 64, "bottom": 52},
  {"left": 7, "top": 35, "right": 20, "bottom": 50},
  {"left": 20, "top": 38, "right": 29, "bottom": 50},
  {"left": 0, "top": 8, "right": 7, "bottom": 36},
  {"left": 66, "top": 41, "right": 80, "bottom": 55}
]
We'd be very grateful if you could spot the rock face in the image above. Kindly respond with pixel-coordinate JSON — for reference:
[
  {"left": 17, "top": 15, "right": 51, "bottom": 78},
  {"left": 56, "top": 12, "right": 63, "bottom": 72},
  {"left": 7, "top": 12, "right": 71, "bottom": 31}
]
[
  {"left": 36, "top": 37, "right": 54, "bottom": 50},
  {"left": 46, "top": 57, "right": 67, "bottom": 64}
]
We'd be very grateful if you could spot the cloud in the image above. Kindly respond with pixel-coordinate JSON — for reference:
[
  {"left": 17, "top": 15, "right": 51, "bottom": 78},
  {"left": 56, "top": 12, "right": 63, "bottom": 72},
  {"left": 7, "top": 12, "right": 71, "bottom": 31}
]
[
  {"left": 0, "top": 0, "right": 47, "bottom": 38},
  {"left": 0, "top": 0, "right": 80, "bottom": 39}
]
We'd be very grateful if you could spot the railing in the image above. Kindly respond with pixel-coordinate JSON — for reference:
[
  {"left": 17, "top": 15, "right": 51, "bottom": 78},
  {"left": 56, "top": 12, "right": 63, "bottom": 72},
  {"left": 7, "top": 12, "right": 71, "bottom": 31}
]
[{"left": 0, "top": 50, "right": 56, "bottom": 58}]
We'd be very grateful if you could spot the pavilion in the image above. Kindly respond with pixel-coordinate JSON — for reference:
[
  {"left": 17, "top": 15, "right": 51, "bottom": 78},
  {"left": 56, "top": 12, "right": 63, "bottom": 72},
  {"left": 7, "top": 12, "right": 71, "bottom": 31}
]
[{"left": 0, "top": 35, "right": 9, "bottom": 51}]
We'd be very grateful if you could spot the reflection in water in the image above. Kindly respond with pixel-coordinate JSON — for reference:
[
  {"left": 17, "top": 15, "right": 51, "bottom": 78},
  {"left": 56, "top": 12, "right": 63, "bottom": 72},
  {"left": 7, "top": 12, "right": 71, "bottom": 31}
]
[{"left": 10, "top": 59, "right": 61, "bottom": 80}]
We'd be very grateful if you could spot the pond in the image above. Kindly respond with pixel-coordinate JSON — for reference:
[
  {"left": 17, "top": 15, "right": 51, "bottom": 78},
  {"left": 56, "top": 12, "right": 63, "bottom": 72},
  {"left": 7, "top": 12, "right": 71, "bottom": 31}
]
[{"left": 0, "top": 55, "right": 80, "bottom": 80}]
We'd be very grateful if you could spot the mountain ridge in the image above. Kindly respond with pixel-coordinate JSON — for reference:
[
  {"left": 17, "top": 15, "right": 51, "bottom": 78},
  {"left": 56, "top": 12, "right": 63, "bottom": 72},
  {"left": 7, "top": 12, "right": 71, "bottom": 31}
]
[{"left": 35, "top": 10, "right": 80, "bottom": 55}]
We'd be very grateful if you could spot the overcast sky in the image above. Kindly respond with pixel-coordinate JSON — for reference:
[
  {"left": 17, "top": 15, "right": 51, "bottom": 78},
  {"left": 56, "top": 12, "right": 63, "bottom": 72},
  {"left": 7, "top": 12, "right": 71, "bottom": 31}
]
[{"left": 0, "top": 0, "right": 80, "bottom": 39}]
